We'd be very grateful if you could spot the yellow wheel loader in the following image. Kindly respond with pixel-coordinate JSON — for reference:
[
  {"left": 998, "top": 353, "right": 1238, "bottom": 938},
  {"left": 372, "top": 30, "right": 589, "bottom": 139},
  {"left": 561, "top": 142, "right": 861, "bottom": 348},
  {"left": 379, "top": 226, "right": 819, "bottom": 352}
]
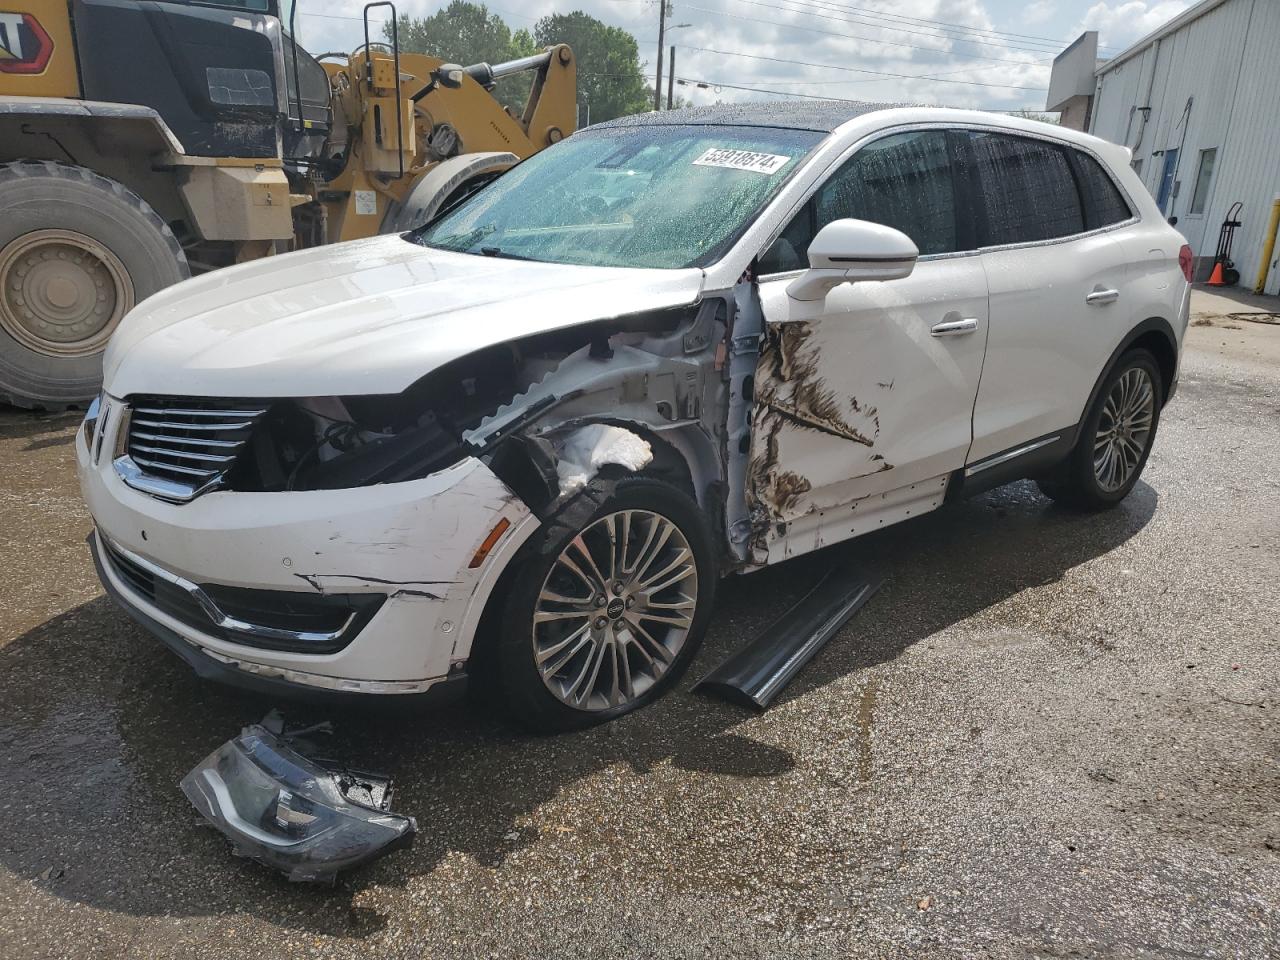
[{"left": 0, "top": 0, "right": 575, "bottom": 409}]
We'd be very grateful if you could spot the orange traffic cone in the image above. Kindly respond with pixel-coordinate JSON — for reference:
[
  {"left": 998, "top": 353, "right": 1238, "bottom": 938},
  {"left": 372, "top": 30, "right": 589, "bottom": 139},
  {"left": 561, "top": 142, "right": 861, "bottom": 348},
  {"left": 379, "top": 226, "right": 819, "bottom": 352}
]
[{"left": 1207, "top": 261, "right": 1226, "bottom": 286}]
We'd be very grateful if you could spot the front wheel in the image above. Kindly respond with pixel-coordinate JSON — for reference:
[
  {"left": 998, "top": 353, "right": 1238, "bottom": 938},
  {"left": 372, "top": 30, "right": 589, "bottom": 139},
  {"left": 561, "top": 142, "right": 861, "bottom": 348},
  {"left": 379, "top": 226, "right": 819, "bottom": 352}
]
[
  {"left": 493, "top": 477, "right": 717, "bottom": 732},
  {"left": 1037, "top": 349, "right": 1163, "bottom": 509}
]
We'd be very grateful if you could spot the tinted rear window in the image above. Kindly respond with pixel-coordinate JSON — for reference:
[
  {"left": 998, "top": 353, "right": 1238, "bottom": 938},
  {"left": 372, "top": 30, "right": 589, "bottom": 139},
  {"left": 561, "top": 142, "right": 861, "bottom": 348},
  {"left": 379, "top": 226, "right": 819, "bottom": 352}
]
[
  {"left": 968, "top": 132, "right": 1084, "bottom": 245},
  {"left": 1073, "top": 151, "right": 1133, "bottom": 228}
]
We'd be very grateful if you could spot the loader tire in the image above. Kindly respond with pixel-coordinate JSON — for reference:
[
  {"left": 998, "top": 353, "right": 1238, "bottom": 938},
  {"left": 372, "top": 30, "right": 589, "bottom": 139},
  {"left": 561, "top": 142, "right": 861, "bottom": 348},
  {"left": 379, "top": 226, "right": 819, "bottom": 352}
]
[{"left": 0, "top": 161, "right": 189, "bottom": 411}]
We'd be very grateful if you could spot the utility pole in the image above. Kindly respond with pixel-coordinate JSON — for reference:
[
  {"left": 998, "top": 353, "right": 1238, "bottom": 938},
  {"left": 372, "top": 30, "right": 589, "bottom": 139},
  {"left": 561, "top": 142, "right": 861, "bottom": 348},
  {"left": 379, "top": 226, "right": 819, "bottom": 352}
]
[
  {"left": 654, "top": 0, "right": 666, "bottom": 111},
  {"left": 667, "top": 45, "right": 676, "bottom": 109}
]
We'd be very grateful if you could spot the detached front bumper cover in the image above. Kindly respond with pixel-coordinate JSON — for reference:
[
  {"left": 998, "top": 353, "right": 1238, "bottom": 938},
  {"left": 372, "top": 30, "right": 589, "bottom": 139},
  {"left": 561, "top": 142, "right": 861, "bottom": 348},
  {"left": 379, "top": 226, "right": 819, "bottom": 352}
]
[{"left": 181, "top": 720, "right": 416, "bottom": 882}]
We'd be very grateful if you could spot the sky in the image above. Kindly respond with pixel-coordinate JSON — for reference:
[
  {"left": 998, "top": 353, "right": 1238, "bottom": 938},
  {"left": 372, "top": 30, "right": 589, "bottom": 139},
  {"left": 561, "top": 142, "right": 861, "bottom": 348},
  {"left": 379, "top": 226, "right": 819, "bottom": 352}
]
[{"left": 292, "top": 0, "right": 1193, "bottom": 113}]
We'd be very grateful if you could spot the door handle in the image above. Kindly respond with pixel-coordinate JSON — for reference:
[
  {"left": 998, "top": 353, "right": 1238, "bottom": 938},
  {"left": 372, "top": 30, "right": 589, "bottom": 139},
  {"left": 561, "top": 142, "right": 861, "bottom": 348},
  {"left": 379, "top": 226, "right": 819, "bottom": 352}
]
[
  {"left": 930, "top": 318, "right": 978, "bottom": 337},
  {"left": 1086, "top": 288, "right": 1120, "bottom": 305}
]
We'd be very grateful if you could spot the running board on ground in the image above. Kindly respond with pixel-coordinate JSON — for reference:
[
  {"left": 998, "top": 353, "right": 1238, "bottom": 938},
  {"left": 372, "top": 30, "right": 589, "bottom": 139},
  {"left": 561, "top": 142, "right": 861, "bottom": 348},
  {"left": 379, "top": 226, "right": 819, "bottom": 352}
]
[{"left": 694, "top": 568, "right": 881, "bottom": 710}]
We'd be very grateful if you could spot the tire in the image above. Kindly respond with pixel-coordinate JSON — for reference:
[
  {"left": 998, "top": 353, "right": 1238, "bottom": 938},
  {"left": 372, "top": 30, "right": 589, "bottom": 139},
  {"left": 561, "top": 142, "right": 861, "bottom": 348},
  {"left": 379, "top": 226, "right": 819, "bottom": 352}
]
[
  {"left": 0, "top": 161, "right": 189, "bottom": 410},
  {"left": 493, "top": 476, "right": 718, "bottom": 733},
  {"left": 1036, "top": 348, "right": 1163, "bottom": 510}
]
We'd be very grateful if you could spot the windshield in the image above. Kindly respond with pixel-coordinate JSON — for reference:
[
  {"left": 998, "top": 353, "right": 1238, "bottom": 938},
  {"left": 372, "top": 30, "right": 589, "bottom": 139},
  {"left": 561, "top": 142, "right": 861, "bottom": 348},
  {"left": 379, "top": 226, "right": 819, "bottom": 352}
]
[{"left": 412, "top": 125, "right": 825, "bottom": 269}]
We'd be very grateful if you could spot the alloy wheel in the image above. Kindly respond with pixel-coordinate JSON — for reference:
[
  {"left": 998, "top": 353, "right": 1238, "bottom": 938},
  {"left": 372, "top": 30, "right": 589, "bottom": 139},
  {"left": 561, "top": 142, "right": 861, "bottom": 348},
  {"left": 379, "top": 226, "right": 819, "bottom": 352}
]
[
  {"left": 1093, "top": 366, "right": 1155, "bottom": 492},
  {"left": 532, "top": 509, "right": 699, "bottom": 712}
]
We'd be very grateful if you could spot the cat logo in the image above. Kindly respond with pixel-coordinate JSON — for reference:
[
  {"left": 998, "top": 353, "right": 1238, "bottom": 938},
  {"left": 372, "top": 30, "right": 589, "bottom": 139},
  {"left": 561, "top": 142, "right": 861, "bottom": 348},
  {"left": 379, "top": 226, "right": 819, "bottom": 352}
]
[{"left": 0, "top": 12, "right": 54, "bottom": 75}]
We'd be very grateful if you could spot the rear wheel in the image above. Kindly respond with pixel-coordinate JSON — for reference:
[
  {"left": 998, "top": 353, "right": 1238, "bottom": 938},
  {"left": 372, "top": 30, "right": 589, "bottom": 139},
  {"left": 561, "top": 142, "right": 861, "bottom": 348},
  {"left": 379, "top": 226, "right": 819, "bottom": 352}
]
[
  {"left": 1037, "top": 349, "right": 1163, "bottom": 509},
  {"left": 0, "top": 162, "right": 189, "bottom": 410},
  {"left": 493, "top": 477, "right": 717, "bottom": 732}
]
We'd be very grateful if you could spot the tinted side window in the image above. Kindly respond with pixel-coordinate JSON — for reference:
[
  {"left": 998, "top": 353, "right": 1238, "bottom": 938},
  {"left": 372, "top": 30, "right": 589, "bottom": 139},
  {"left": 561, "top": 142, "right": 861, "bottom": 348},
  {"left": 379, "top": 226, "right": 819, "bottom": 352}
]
[
  {"left": 815, "top": 131, "right": 958, "bottom": 256},
  {"left": 968, "top": 132, "right": 1084, "bottom": 245},
  {"left": 1074, "top": 151, "right": 1133, "bottom": 228},
  {"left": 759, "top": 130, "right": 958, "bottom": 273},
  {"left": 757, "top": 204, "right": 814, "bottom": 273}
]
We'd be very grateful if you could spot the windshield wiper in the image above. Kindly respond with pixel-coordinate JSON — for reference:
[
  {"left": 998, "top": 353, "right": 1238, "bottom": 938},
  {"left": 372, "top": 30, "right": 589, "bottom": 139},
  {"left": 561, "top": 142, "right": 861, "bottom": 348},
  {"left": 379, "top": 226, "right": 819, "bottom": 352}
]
[
  {"left": 479, "top": 246, "right": 540, "bottom": 262},
  {"left": 424, "top": 224, "right": 496, "bottom": 251}
]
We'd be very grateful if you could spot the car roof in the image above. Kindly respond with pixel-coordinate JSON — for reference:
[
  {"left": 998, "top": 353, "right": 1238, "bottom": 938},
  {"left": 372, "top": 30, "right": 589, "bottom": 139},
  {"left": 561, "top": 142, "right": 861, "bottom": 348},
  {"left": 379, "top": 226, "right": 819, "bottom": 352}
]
[
  {"left": 588, "top": 100, "right": 897, "bottom": 134},
  {"left": 588, "top": 102, "right": 1135, "bottom": 171}
]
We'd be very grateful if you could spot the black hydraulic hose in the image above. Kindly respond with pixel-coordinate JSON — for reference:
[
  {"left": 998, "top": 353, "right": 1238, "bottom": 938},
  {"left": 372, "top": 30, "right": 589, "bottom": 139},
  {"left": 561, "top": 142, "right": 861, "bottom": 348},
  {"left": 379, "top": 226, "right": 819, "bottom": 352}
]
[{"left": 288, "top": 1, "right": 303, "bottom": 135}]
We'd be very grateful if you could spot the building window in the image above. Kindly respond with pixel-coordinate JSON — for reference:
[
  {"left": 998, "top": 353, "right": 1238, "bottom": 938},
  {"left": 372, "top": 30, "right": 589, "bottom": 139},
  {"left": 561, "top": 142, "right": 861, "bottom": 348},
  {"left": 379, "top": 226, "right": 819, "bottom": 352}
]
[{"left": 1190, "top": 148, "right": 1217, "bottom": 215}]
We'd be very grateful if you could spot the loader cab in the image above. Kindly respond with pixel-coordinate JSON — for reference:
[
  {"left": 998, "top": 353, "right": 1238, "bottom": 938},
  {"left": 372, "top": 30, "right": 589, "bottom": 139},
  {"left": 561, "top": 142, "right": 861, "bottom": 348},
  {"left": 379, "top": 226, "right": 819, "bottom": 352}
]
[
  {"left": 71, "top": 0, "right": 329, "bottom": 161},
  {"left": 281, "top": 26, "right": 332, "bottom": 166}
]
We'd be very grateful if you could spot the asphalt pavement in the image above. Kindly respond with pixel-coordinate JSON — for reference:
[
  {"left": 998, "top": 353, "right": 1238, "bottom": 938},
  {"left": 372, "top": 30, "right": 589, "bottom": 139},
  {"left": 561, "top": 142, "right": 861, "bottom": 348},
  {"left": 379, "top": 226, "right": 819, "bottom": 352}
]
[{"left": 0, "top": 292, "right": 1276, "bottom": 958}]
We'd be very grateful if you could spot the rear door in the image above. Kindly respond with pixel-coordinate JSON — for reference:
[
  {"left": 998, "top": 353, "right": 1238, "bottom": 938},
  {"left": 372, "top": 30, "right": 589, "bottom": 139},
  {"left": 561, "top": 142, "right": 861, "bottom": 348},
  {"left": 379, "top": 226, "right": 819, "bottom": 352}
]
[{"left": 965, "top": 131, "right": 1138, "bottom": 464}]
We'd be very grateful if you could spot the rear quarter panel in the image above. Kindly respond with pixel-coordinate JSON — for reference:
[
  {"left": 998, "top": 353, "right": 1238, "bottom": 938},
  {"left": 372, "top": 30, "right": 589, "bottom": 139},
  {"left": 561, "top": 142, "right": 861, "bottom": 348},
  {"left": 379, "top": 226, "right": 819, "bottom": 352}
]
[{"left": 1097, "top": 146, "right": 1190, "bottom": 393}]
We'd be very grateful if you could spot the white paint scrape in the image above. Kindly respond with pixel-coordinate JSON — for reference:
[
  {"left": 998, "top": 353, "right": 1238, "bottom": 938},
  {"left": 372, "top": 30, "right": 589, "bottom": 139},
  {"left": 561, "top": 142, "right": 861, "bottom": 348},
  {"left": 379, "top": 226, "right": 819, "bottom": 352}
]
[{"left": 555, "top": 424, "right": 653, "bottom": 494}]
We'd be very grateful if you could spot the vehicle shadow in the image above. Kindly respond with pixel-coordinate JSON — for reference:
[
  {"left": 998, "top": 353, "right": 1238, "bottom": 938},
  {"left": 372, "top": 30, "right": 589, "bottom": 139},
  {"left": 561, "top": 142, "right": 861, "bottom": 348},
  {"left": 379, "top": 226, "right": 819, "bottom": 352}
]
[
  {"left": 0, "top": 478, "right": 1157, "bottom": 936},
  {"left": 0, "top": 406, "right": 82, "bottom": 449}
]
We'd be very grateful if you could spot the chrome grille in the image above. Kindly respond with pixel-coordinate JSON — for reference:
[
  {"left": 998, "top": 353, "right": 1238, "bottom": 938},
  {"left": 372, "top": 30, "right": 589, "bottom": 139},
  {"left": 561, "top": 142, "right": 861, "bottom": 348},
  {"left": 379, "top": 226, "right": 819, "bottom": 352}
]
[{"left": 120, "top": 397, "right": 268, "bottom": 502}]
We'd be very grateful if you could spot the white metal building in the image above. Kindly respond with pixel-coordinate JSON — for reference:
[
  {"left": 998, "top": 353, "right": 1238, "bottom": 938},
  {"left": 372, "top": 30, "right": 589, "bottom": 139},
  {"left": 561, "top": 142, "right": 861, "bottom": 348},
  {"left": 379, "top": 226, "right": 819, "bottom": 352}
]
[{"left": 1048, "top": 0, "right": 1280, "bottom": 291}]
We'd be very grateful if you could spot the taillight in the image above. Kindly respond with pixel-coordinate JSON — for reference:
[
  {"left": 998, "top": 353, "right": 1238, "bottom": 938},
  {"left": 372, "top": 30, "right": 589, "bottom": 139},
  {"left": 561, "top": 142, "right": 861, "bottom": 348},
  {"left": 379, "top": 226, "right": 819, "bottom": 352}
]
[{"left": 1178, "top": 244, "right": 1194, "bottom": 283}]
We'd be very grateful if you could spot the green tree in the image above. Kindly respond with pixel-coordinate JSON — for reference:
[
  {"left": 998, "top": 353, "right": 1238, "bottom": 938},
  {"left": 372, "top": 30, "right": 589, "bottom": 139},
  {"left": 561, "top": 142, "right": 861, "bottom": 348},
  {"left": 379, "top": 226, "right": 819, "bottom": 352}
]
[
  {"left": 509, "top": 28, "right": 538, "bottom": 59},
  {"left": 388, "top": 2, "right": 532, "bottom": 112},
  {"left": 534, "top": 11, "right": 651, "bottom": 124}
]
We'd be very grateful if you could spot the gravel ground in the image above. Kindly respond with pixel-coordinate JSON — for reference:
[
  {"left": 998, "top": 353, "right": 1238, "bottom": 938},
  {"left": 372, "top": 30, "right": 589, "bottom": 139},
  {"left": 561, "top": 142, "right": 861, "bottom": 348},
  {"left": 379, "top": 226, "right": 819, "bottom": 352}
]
[{"left": 0, "top": 294, "right": 1277, "bottom": 959}]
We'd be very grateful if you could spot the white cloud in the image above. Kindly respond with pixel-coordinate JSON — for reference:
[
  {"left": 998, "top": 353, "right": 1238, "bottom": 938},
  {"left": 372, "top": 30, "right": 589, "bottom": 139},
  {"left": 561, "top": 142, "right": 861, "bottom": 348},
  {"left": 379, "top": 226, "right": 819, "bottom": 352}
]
[
  {"left": 1023, "top": 1, "right": 1056, "bottom": 27},
  {"left": 1075, "top": 1, "right": 1191, "bottom": 51},
  {"left": 294, "top": 0, "right": 1059, "bottom": 112}
]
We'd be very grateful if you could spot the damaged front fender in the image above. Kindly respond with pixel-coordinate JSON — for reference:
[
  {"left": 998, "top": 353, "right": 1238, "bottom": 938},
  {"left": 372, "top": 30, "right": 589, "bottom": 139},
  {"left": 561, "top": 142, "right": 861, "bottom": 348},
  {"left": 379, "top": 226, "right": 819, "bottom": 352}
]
[{"left": 466, "top": 301, "right": 731, "bottom": 526}]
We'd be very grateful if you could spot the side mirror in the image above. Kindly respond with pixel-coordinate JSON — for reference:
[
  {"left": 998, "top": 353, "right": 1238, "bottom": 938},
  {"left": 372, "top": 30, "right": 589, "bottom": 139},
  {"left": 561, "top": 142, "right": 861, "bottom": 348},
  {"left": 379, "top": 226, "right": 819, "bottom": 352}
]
[{"left": 786, "top": 218, "right": 919, "bottom": 302}]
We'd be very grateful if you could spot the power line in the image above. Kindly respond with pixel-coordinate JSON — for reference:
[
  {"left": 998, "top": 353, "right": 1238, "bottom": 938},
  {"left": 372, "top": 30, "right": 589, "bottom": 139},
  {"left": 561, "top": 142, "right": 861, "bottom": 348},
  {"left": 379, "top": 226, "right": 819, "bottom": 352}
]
[
  {"left": 674, "top": 74, "right": 1047, "bottom": 111},
  {"left": 683, "top": 2, "right": 1052, "bottom": 68},
  {"left": 733, "top": 0, "right": 1060, "bottom": 56},
  {"left": 680, "top": 44, "right": 1049, "bottom": 91},
  {"left": 764, "top": 0, "right": 1120, "bottom": 53},
  {"left": 300, "top": 3, "right": 540, "bottom": 24},
  {"left": 737, "top": 0, "right": 1105, "bottom": 58},
  {"left": 692, "top": 65, "right": 1015, "bottom": 84},
  {"left": 678, "top": 75, "right": 867, "bottom": 101},
  {"left": 606, "top": 0, "right": 1106, "bottom": 51}
]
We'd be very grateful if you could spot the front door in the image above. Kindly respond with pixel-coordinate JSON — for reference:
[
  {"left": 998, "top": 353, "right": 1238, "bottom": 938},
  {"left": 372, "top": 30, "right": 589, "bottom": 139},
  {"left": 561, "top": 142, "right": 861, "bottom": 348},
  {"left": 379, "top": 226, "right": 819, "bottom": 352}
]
[{"left": 748, "top": 129, "right": 989, "bottom": 562}]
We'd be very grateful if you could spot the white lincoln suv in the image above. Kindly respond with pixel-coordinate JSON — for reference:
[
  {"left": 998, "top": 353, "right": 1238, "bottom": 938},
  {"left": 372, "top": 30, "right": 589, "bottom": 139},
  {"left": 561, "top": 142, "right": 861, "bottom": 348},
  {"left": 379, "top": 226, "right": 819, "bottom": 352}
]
[{"left": 78, "top": 104, "right": 1191, "bottom": 730}]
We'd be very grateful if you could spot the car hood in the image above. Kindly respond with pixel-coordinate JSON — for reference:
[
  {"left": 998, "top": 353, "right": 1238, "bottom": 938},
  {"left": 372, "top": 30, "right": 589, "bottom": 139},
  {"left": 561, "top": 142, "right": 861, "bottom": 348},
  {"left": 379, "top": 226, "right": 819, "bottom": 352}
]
[{"left": 104, "top": 235, "right": 706, "bottom": 399}]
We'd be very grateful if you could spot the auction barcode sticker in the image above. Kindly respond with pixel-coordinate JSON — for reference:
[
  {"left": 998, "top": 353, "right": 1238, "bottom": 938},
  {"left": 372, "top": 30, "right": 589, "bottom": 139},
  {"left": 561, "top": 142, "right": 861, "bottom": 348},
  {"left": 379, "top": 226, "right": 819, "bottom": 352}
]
[{"left": 692, "top": 148, "right": 791, "bottom": 175}]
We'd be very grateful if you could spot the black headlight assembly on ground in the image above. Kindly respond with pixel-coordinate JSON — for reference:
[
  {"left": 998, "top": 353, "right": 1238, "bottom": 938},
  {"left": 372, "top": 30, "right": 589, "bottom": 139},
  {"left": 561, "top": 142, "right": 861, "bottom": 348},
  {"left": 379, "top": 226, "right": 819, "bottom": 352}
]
[{"left": 180, "top": 716, "right": 416, "bottom": 883}]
